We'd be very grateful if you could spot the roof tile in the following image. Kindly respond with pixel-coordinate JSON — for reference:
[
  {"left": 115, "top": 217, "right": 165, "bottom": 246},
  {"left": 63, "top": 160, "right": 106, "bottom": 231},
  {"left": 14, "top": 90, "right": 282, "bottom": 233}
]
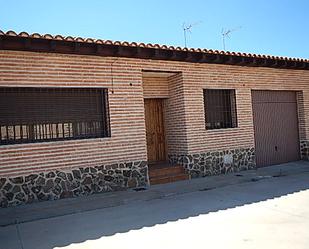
[{"left": 0, "top": 30, "right": 308, "bottom": 65}]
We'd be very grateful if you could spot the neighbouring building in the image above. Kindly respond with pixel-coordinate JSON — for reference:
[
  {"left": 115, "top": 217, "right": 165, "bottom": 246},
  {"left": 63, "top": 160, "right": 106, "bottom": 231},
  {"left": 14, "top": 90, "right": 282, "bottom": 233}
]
[{"left": 0, "top": 30, "right": 308, "bottom": 207}]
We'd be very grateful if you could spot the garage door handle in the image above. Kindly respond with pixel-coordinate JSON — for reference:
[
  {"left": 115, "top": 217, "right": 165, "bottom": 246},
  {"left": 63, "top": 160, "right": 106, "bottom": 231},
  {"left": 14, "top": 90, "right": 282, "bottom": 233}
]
[{"left": 275, "top": 146, "right": 278, "bottom": 151}]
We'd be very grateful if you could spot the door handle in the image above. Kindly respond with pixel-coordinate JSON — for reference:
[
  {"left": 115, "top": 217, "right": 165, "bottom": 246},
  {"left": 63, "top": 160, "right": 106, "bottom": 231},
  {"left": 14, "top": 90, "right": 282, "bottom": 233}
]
[{"left": 275, "top": 146, "right": 278, "bottom": 152}]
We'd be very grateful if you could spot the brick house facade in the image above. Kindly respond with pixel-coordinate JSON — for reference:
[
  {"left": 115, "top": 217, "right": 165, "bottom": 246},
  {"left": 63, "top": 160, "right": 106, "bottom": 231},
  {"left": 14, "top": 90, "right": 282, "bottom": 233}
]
[{"left": 0, "top": 30, "right": 309, "bottom": 207}]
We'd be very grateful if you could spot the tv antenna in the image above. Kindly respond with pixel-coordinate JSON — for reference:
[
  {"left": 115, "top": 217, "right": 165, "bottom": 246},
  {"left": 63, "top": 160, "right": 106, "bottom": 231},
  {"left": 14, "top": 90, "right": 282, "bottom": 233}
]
[
  {"left": 182, "top": 21, "right": 201, "bottom": 48},
  {"left": 221, "top": 26, "right": 241, "bottom": 50}
]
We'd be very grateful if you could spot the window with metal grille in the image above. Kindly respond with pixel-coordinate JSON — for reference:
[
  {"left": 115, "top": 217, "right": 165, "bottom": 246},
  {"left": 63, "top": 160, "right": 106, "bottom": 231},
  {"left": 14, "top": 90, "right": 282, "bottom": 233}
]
[
  {"left": 0, "top": 87, "right": 110, "bottom": 145},
  {"left": 203, "top": 89, "right": 237, "bottom": 130}
]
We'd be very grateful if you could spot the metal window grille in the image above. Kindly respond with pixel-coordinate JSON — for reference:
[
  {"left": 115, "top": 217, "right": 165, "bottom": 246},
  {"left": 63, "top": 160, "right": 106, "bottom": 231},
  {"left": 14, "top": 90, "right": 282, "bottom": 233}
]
[
  {"left": 204, "top": 89, "right": 237, "bottom": 130},
  {"left": 0, "top": 87, "right": 110, "bottom": 145}
]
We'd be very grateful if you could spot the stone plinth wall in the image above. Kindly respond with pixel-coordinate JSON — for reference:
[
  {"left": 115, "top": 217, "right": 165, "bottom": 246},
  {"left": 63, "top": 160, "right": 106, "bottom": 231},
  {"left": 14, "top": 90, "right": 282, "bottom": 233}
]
[
  {"left": 300, "top": 141, "right": 309, "bottom": 160},
  {"left": 169, "top": 148, "right": 256, "bottom": 178},
  {"left": 0, "top": 161, "right": 148, "bottom": 208}
]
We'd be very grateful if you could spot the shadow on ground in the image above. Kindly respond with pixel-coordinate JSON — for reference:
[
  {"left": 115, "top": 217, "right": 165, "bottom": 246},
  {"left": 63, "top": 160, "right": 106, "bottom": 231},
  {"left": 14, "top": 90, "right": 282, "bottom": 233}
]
[{"left": 1, "top": 170, "right": 308, "bottom": 249}]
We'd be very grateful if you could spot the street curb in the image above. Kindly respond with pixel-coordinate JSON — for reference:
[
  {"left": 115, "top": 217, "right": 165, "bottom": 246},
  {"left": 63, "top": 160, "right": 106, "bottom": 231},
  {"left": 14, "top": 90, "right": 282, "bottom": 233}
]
[{"left": 1, "top": 161, "right": 309, "bottom": 227}]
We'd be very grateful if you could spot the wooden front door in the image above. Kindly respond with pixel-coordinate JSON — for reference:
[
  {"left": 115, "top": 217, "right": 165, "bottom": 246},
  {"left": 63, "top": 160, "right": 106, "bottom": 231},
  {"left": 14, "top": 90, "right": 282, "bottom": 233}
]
[{"left": 144, "top": 98, "right": 166, "bottom": 163}]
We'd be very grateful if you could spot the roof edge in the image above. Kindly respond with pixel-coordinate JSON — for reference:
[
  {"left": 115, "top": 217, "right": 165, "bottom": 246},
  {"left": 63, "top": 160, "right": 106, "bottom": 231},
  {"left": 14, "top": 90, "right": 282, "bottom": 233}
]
[{"left": 0, "top": 30, "right": 308, "bottom": 70}]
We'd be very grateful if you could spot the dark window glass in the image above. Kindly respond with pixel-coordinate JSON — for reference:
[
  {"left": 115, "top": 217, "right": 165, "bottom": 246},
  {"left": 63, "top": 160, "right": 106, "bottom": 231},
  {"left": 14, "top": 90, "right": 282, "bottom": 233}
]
[
  {"left": 204, "top": 89, "right": 237, "bottom": 130},
  {"left": 0, "top": 87, "right": 110, "bottom": 145}
]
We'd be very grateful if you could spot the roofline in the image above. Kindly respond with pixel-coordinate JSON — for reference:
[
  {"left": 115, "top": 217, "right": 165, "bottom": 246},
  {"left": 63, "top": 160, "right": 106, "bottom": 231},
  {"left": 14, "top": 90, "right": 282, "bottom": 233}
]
[{"left": 0, "top": 30, "right": 308, "bottom": 70}]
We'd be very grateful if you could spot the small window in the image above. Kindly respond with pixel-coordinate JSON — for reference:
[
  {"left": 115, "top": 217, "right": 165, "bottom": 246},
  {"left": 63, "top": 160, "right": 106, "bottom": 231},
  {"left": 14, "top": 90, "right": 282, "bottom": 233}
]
[
  {"left": 0, "top": 87, "right": 110, "bottom": 145},
  {"left": 203, "top": 89, "right": 237, "bottom": 130}
]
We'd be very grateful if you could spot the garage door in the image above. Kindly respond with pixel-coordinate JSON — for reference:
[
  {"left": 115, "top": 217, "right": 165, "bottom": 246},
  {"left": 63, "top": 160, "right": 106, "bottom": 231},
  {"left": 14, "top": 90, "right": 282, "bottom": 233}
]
[{"left": 252, "top": 91, "right": 300, "bottom": 167}]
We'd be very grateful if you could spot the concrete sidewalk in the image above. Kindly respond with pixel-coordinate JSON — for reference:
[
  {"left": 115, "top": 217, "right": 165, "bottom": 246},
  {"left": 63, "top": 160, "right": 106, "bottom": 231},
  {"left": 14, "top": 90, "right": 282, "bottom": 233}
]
[
  {"left": 1, "top": 160, "right": 309, "bottom": 227},
  {"left": 0, "top": 161, "right": 309, "bottom": 249}
]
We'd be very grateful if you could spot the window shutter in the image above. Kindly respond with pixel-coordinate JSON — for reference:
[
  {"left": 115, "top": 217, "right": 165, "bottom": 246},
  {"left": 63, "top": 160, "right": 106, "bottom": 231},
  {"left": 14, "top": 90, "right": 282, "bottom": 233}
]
[{"left": 0, "top": 87, "right": 110, "bottom": 144}]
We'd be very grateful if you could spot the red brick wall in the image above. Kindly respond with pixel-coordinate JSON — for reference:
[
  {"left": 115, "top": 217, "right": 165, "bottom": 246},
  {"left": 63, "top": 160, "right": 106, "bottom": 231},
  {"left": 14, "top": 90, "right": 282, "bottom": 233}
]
[
  {"left": 0, "top": 51, "right": 148, "bottom": 177},
  {"left": 181, "top": 64, "right": 309, "bottom": 154},
  {"left": 164, "top": 73, "right": 188, "bottom": 154},
  {"left": 1, "top": 50, "right": 309, "bottom": 177},
  {"left": 142, "top": 76, "right": 169, "bottom": 98}
]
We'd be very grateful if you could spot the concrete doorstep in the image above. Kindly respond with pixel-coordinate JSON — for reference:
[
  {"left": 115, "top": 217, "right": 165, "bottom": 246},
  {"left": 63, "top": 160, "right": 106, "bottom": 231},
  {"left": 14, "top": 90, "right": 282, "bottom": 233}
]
[{"left": 0, "top": 160, "right": 309, "bottom": 227}]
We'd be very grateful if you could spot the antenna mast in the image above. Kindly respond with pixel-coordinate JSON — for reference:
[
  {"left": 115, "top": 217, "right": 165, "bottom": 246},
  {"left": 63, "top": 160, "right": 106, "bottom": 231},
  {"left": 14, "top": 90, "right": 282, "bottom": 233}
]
[
  {"left": 221, "top": 26, "right": 241, "bottom": 50},
  {"left": 182, "top": 21, "right": 201, "bottom": 48}
]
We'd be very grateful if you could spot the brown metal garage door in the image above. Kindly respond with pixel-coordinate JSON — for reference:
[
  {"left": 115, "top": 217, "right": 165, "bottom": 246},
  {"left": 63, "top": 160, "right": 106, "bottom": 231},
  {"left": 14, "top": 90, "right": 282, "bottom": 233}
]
[{"left": 252, "top": 91, "right": 300, "bottom": 167}]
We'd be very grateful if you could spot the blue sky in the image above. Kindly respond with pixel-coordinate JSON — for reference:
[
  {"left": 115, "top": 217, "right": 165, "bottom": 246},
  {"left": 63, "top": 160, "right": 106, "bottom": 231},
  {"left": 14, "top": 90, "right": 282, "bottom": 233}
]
[{"left": 1, "top": 0, "right": 308, "bottom": 58}]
